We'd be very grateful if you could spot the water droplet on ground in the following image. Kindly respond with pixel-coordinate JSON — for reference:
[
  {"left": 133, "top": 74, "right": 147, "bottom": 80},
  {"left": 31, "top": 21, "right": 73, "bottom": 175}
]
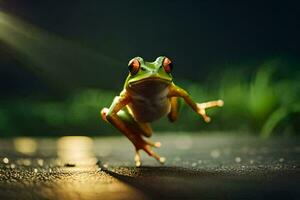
[
  {"left": 235, "top": 157, "right": 241, "bottom": 163},
  {"left": 3, "top": 157, "right": 9, "bottom": 164},
  {"left": 103, "top": 163, "right": 108, "bottom": 168},
  {"left": 37, "top": 159, "right": 44, "bottom": 166},
  {"left": 210, "top": 149, "right": 221, "bottom": 158}
]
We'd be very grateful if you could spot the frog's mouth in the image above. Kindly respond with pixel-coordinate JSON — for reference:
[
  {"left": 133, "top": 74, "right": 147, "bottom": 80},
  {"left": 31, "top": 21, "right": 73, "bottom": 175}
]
[
  {"left": 129, "top": 77, "right": 171, "bottom": 86},
  {"left": 128, "top": 76, "right": 172, "bottom": 93},
  {"left": 128, "top": 73, "right": 172, "bottom": 85}
]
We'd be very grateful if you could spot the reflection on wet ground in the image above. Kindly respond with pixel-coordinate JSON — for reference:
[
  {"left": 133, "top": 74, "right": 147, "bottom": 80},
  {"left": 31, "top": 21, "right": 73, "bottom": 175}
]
[{"left": 0, "top": 133, "right": 299, "bottom": 200}]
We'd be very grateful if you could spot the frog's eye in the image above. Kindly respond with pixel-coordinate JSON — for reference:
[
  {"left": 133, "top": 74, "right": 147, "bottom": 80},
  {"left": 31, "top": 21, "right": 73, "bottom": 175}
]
[
  {"left": 163, "top": 57, "right": 173, "bottom": 73},
  {"left": 128, "top": 59, "right": 140, "bottom": 75}
]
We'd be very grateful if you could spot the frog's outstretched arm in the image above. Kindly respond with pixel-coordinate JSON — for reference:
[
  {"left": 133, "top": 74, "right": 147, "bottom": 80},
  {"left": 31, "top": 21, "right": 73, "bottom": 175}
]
[
  {"left": 168, "top": 83, "right": 224, "bottom": 122},
  {"left": 101, "top": 90, "right": 164, "bottom": 167}
]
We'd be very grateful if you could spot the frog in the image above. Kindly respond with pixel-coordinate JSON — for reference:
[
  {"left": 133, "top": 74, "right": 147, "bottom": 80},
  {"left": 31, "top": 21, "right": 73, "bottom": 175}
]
[{"left": 101, "top": 56, "right": 223, "bottom": 167}]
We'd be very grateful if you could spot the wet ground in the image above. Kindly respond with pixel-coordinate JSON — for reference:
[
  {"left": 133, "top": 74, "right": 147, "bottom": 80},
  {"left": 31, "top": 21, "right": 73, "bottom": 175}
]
[{"left": 0, "top": 133, "right": 299, "bottom": 200}]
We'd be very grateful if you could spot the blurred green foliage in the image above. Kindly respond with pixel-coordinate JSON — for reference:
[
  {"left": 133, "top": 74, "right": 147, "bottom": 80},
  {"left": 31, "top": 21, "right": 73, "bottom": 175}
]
[
  {"left": 221, "top": 60, "right": 300, "bottom": 136},
  {"left": 0, "top": 59, "right": 299, "bottom": 137}
]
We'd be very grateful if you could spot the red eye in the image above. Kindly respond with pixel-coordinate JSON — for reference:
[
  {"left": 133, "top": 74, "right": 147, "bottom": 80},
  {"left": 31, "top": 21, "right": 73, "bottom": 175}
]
[
  {"left": 128, "top": 59, "right": 140, "bottom": 75},
  {"left": 163, "top": 57, "right": 173, "bottom": 73}
]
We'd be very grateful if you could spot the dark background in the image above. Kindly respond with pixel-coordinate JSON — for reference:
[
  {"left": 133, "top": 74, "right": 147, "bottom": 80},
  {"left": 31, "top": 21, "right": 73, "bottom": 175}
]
[{"left": 0, "top": 1, "right": 299, "bottom": 136}]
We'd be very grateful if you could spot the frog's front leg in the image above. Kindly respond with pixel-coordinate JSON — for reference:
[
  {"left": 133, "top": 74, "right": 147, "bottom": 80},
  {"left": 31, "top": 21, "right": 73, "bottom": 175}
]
[
  {"left": 168, "top": 84, "right": 223, "bottom": 122},
  {"left": 101, "top": 90, "right": 164, "bottom": 166}
]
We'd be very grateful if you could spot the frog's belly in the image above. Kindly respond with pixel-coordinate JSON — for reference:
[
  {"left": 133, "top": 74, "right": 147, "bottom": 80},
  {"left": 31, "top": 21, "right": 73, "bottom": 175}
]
[{"left": 128, "top": 95, "right": 171, "bottom": 123}]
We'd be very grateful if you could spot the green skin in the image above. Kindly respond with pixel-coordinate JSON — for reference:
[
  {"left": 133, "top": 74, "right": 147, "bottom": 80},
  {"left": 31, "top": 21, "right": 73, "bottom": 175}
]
[{"left": 101, "top": 56, "right": 223, "bottom": 166}]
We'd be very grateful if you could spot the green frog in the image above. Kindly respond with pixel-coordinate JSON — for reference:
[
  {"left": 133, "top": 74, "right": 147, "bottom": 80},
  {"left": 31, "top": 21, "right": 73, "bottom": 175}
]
[{"left": 101, "top": 56, "right": 223, "bottom": 166}]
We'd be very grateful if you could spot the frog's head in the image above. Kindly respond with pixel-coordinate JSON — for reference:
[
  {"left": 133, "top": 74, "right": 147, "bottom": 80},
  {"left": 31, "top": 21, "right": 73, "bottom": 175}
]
[{"left": 125, "top": 56, "right": 173, "bottom": 88}]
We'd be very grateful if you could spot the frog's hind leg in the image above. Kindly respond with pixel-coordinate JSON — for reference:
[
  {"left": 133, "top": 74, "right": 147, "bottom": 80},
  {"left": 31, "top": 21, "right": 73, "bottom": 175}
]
[
  {"left": 101, "top": 107, "right": 165, "bottom": 167},
  {"left": 168, "top": 97, "right": 182, "bottom": 122},
  {"left": 136, "top": 122, "right": 152, "bottom": 137}
]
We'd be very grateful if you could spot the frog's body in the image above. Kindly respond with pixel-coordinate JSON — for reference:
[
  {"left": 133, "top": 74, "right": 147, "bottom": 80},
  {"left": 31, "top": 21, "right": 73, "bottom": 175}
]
[
  {"left": 126, "top": 78, "right": 171, "bottom": 122},
  {"left": 101, "top": 56, "right": 223, "bottom": 166}
]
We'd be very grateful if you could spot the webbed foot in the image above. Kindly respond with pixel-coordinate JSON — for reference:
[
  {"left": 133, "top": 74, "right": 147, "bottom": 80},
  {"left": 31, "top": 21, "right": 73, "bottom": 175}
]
[
  {"left": 134, "top": 138, "right": 165, "bottom": 167},
  {"left": 197, "top": 100, "right": 224, "bottom": 122}
]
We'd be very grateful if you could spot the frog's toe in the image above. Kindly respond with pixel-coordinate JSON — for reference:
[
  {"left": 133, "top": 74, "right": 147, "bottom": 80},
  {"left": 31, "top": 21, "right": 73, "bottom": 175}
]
[
  {"left": 154, "top": 142, "right": 162, "bottom": 148},
  {"left": 134, "top": 150, "right": 142, "bottom": 167},
  {"left": 100, "top": 107, "right": 109, "bottom": 122},
  {"left": 155, "top": 155, "right": 166, "bottom": 164},
  {"left": 204, "top": 116, "right": 211, "bottom": 123},
  {"left": 217, "top": 100, "right": 224, "bottom": 107},
  {"left": 159, "top": 157, "right": 166, "bottom": 164},
  {"left": 146, "top": 140, "right": 162, "bottom": 148},
  {"left": 143, "top": 145, "right": 165, "bottom": 165}
]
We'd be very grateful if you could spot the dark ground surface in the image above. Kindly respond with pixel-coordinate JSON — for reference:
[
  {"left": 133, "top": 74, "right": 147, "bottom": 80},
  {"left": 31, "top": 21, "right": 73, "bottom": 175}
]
[{"left": 0, "top": 133, "right": 299, "bottom": 200}]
